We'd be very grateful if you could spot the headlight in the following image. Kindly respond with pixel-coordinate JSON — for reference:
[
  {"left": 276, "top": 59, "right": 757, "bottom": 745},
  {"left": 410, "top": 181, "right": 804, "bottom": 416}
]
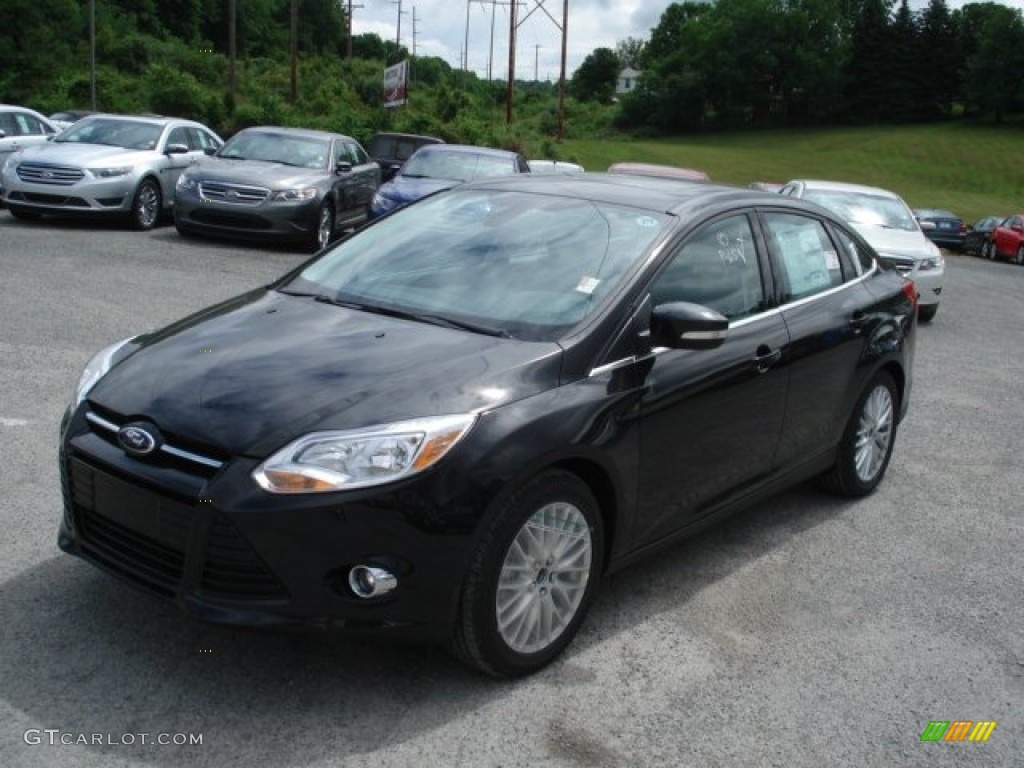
[
  {"left": 253, "top": 414, "right": 477, "bottom": 494},
  {"left": 90, "top": 166, "right": 133, "bottom": 178},
  {"left": 270, "top": 187, "right": 317, "bottom": 202},
  {"left": 176, "top": 175, "right": 197, "bottom": 191},
  {"left": 372, "top": 192, "right": 397, "bottom": 211},
  {"left": 73, "top": 337, "right": 136, "bottom": 408},
  {"left": 919, "top": 250, "right": 944, "bottom": 271}
]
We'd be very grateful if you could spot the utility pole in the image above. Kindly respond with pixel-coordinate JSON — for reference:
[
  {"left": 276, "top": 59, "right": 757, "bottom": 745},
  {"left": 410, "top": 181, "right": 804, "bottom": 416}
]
[
  {"left": 346, "top": 0, "right": 365, "bottom": 59},
  {"left": 557, "top": 0, "right": 567, "bottom": 139},
  {"left": 229, "top": 0, "right": 237, "bottom": 101},
  {"left": 412, "top": 5, "right": 421, "bottom": 58},
  {"left": 533, "top": 43, "right": 541, "bottom": 82},
  {"left": 90, "top": 0, "right": 96, "bottom": 109},
  {"left": 505, "top": 0, "right": 517, "bottom": 123},
  {"left": 290, "top": 0, "right": 300, "bottom": 103},
  {"left": 464, "top": 0, "right": 472, "bottom": 71},
  {"left": 392, "top": 0, "right": 404, "bottom": 51}
]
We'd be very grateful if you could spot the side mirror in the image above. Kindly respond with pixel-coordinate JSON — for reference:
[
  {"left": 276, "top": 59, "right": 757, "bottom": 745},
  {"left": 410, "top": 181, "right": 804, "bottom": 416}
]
[
  {"left": 0, "top": 129, "right": 6, "bottom": 139},
  {"left": 203, "top": 146, "right": 217, "bottom": 156},
  {"left": 335, "top": 160, "right": 353, "bottom": 174},
  {"left": 165, "top": 143, "right": 189, "bottom": 155},
  {"left": 650, "top": 302, "right": 728, "bottom": 350}
]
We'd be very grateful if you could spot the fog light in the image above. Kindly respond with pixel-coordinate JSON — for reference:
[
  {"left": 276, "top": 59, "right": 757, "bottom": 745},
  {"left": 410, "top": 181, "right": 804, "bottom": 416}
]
[{"left": 348, "top": 565, "right": 397, "bottom": 598}]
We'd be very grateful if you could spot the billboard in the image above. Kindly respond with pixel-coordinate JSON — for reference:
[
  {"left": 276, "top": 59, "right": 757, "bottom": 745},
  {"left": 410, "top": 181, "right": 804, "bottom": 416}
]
[{"left": 383, "top": 60, "right": 408, "bottom": 108}]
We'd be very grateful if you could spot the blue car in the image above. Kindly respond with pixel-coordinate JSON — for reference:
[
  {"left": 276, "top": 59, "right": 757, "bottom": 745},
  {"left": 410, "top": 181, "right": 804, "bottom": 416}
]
[{"left": 369, "top": 144, "right": 529, "bottom": 219}]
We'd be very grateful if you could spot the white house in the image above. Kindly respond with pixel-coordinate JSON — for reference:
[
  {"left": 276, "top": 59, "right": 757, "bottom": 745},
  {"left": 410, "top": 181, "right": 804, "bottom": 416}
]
[{"left": 616, "top": 67, "right": 641, "bottom": 95}]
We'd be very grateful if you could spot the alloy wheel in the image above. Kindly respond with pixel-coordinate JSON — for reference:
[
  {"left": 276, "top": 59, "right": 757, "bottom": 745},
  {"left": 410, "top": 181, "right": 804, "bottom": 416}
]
[{"left": 854, "top": 384, "right": 894, "bottom": 484}]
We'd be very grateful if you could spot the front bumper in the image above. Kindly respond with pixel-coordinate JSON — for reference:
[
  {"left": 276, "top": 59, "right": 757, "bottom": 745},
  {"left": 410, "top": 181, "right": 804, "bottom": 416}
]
[
  {"left": 175, "top": 191, "right": 320, "bottom": 243},
  {"left": 1, "top": 166, "right": 137, "bottom": 213},
  {"left": 911, "top": 265, "right": 943, "bottom": 307},
  {"left": 58, "top": 406, "right": 474, "bottom": 641}
]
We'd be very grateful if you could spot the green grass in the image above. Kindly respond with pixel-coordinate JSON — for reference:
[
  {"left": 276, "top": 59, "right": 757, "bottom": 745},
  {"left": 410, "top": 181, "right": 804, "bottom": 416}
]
[{"left": 563, "top": 121, "right": 1024, "bottom": 223}]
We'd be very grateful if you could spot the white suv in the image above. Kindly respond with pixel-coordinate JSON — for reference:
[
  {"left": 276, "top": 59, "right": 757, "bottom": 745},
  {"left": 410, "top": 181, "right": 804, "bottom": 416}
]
[{"left": 781, "top": 179, "right": 945, "bottom": 322}]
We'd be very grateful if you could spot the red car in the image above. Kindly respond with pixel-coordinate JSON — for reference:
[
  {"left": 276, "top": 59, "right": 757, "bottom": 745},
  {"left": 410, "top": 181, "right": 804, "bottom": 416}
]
[{"left": 984, "top": 214, "right": 1024, "bottom": 264}]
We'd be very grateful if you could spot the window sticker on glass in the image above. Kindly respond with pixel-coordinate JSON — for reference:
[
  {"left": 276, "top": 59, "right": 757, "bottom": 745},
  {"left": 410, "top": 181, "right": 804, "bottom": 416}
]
[
  {"left": 824, "top": 250, "right": 840, "bottom": 271},
  {"left": 576, "top": 276, "right": 601, "bottom": 295}
]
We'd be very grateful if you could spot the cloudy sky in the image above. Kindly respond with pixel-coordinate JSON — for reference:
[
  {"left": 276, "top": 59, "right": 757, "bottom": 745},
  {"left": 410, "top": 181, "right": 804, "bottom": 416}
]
[{"left": 352, "top": 0, "right": 1024, "bottom": 83}]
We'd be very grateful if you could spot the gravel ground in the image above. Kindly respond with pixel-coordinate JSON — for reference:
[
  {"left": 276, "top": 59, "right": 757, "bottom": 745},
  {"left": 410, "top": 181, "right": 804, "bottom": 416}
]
[{"left": 0, "top": 215, "right": 1021, "bottom": 768}]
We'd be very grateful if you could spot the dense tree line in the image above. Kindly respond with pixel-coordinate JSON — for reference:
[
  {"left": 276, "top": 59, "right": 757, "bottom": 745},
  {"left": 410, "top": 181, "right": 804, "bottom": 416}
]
[{"left": 577, "top": 0, "right": 1024, "bottom": 131}]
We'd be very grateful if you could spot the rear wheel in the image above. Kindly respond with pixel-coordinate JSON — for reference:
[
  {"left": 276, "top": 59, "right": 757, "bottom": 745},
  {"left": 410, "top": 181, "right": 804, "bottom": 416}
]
[
  {"left": 130, "top": 179, "right": 161, "bottom": 231},
  {"left": 450, "top": 470, "right": 603, "bottom": 677},
  {"left": 987, "top": 240, "right": 998, "bottom": 261},
  {"left": 1016, "top": 245, "right": 1024, "bottom": 266},
  {"left": 816, "top": 372, "right": 898, "bottom": 497},
  {"left": 313, "top": 203, "right": 333, "bottom": 251}
]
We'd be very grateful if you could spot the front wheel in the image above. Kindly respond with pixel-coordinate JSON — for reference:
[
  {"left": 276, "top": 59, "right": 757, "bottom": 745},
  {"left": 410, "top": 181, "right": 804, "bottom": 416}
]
[
  {"left": 130, "top": 179, "right": 161, "bottom": 231},
  {"left": 450, "top": 470, "right": 604, "bottom": 677},
  {"left": 7, "top": 204, "right": 41, "bottom": 221},
  {"left": 312, "top": 202, "right": 333, "bottom": 252},
  {"left": 816, "top": 372, "right": 898, "bottom": 497},
  {"left": 1016, "top": 245, "right": 1024, "bottom": 266},
  {"left": 918, "top": 304, "right": 938, "bottom": 323},
  {"left": 987, "top": 240, "right": 998, "bottom": 261}
]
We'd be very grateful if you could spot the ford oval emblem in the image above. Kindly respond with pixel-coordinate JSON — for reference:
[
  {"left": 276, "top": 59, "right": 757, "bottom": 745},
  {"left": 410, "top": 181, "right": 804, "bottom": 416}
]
[{"left": 117, "top": 425, "right": 158, "bottom": 456}]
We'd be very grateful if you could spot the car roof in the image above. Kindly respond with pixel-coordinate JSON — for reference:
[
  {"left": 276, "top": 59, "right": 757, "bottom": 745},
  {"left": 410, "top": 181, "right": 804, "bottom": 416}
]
[
  {"left": 790, "top": 179, "right": 902, "bottom": 199},
  {"left": 370, "top": 131, "right": 443, "bottom": 142},
  {"left": 460, "top": 173, "right": 831, "bottom": 218},
  {"left": 416, "top": 144, "right": 520, "bottom": 158},
  {"left": 608, "top": 162, "right": 710, "bottom": 181},
  {"left": 235, "top": 125, "right": 352, "bottom": 142}
]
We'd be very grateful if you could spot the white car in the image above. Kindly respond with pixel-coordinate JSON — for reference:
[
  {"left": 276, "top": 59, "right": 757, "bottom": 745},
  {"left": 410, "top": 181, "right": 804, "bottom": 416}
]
[
  {"left": 0, "top": 105, "right": 60, "bottom": 204},
  {"left": 781, "top": 180, "right": 945, "bottom": 322}
]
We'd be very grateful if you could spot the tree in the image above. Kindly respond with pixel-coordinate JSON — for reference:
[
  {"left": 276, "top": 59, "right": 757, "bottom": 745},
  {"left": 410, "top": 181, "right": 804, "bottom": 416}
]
[
  {"left": 844, "top": 0, "right": 895, "bottom": 122},
  {"left": 615, "top": 37, "right": 646, "bottom": 69},
  {"left": 571, "top": 47, "right": 620, "bottom": 103},
  {"left": 966, "top": 6, "right": 1024, "bottom": 121}
]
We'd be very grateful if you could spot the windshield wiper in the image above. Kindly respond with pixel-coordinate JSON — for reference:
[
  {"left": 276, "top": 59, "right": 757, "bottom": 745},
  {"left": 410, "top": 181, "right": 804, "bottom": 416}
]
[{"left": 285, "top": 291, "right": 512, "bottom": 338}]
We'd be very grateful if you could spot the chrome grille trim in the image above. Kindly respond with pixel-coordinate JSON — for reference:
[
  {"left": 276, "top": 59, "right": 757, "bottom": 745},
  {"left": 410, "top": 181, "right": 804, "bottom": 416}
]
[
  {"left": 198, "top": 180, "right": 269, "bottom": 205},
  {"left": 85, "top": 411, "right": 225, "bottom": 470},
  {"left": 16, "top": 163, "right": 85, "bottom": 185}
]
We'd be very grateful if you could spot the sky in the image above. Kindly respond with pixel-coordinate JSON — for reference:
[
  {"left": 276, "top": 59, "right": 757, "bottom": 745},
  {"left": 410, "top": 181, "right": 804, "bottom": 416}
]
[{"left": 351, "top": 0, "right": 1024, "bottom": 83}]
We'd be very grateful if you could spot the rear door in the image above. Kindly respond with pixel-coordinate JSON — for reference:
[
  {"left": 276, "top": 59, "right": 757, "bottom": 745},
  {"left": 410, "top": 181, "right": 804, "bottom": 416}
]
[
  {"left": 761, "top": 210, "right": 884, "bottom": 469},
  {"left": 332, "top": 140, "right": 379, "bottom": 227},
  {"left": 633, "top": 211, "right": 790, "bottom": 548}
]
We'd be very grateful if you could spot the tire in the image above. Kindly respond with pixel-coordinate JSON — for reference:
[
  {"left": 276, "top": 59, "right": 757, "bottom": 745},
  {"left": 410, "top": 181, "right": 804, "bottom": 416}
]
[
  {"left": 816, "top": 371, "right": 898, "bottom": 498},
  {"left": 129, "top": 179, "right": 161, "bottom": 231},
  {"left": 312, "top": 203, "right": 333, "bottom": 252},
  {"left": 987, "top": 240, "right": 998, "bottom": 261},
  {"left": 449, "top": 470, "right": 604, "bottom": 677},
  {"left": 918, "top": 304, "right": 937, "bottom": 323},
  {"left": 1016, "top": 245, "right": 1024, "bottom": 266},
  {"left": 7, "top": 204, "right": 42, "bottom": 221}
]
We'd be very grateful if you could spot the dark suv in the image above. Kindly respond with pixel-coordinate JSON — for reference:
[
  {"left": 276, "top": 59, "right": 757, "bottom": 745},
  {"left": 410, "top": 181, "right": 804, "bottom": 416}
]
[{"left": 367, "top": 132, "right": 443, "bottom": 181}]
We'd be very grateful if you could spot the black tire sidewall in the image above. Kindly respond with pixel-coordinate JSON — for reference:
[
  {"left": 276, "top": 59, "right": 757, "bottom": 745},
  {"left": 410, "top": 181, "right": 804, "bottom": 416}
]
[
  {"left": 837, "top": 372, "right": 899, "bottom": 495},
  {"left": 131, "top": 179, "right": 161, "bottom": 231},
  {"left": 462, "top": 471, "right": 604, "bottom": 677}
]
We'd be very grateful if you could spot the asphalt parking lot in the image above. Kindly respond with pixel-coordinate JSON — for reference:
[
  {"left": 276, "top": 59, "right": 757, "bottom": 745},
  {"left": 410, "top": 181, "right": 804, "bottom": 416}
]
[{"left": 1, "top": 215, "right": 1021, "bottom": 768}]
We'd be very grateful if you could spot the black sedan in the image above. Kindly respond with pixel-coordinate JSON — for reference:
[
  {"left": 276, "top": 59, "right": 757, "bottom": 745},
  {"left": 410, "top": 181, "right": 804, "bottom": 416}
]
[
  {"left": 913, "top": 208, "right": 966, "bottom": 251},
  {"left": 59, "top": 175, "right": 916, "bottom": 677},
  {"left": 963, "top": 215, "right": 1006, "bottom": 257}
]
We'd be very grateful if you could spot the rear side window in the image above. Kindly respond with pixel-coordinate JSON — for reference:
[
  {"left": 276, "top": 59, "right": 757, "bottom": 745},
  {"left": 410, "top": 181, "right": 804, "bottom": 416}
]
[
  {"left": 833, "top": 228, "right": 874, "bottom": 275},
  {"left": 764, "top": 212, "right": 844, "bottom": 302}
]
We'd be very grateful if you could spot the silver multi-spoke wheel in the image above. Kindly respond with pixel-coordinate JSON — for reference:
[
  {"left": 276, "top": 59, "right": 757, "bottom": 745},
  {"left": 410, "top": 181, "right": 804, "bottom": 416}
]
[
  {"left": 133, "top": 181, "right": 160, "bottom": 230},
  {"left": 495, "top": 501, "right": 592, "bottom": 655},
  {"left": 854, "top": 384, "right": 894, "bottom": 483},
  {"left": 317, "top": 205, "right": 333, "bottom": 250}
]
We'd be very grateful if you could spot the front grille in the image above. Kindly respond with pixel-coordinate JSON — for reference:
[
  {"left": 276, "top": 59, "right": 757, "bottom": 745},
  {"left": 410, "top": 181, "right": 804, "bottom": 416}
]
[
  {"left": 198, "top": 181, "right": 269, "bottom": 205},
  {"left": 21, "top": 192, "right": 89, "bottom": 206},
  {"left": 16, "top": 163, "right": 84, "bottom": 186},
  {"left": 201, "top": 515, "right": 289, "bottom": 599}
]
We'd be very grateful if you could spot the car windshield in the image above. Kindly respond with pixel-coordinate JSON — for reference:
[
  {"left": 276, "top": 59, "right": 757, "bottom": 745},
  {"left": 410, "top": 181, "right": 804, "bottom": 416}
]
[
  {"left": 282, "top": 189, "right": 671, "bottom": 341},
  {"left": 804, "top": 190, "right": 918, "bottom": 232},
  {"left": 55, "top": 118, "right": 162, "bottom": 150},
  {"left": 401, "top": 150, "right": 515, "bottom": 182},
  {"left": 218, "top": 133, "right": 330, "bottom": 169}
]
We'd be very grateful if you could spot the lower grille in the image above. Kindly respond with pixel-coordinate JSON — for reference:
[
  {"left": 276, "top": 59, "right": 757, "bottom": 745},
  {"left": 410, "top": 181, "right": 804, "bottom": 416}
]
[
  {"left": 201, "top": 515, "right": 288, "bottom": 599},
  {"left": 21, "top": 192, "right": 89, "bottom": 206},
  {"left": 78, "top": 506, "right": 186, "bottom": 597},
  {"left": 190, "top": 209, "right": 272, "bottom": 230}
]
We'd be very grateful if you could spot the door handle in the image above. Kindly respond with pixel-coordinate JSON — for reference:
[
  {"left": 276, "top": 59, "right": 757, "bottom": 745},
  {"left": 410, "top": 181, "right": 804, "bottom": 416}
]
[{"left": 753, "top": 345, "right": 781, "bottom": 373}]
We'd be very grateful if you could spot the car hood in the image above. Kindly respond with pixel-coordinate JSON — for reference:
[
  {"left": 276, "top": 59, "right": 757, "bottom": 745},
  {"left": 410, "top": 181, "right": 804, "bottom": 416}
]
[
  {"left": 378, "top": 175, "right": 459, "bottom": 204},
  {"left": 185, "top": 158, "right": 326, "bottom": 188},
  {"left": 16, "top": 142, "right": 157, "bottom": 168},
  {"left": 89, "top": 290, "right": 562, "bottom": 457},
  {"left": 850, "top": 223, "right": 936, "bottom": 260}
]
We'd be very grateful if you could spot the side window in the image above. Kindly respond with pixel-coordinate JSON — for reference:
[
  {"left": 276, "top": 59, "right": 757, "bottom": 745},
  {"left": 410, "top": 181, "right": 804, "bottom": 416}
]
[
  {"left": 834, "top": 228, "right": 874, "bottom": 274},
  {"left": 765, "top": 212, "right": 844, "bottom": 302},
  {"left": 187, "top": 127, "right": 218, "bottom": 151},
  {"left": 350, "top": 142, "right": 369, "bottom": 165},
  {"left": 0, "top": 112, "right": 19, "bottom": 136},
  {"left": 649, "top": 214, "right": 765, "bottom": 322},
  {"left": 14, "top": 114, "right": 46, "bottom": 135},
  {"left": 166, "top": 126, "right": 189, "bottom": 148}
]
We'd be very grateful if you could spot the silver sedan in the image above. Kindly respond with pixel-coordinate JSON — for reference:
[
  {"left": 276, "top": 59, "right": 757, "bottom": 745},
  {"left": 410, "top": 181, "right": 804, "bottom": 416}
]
[{"left": 1, "top": 114, "right": 222, "bottom": 230}]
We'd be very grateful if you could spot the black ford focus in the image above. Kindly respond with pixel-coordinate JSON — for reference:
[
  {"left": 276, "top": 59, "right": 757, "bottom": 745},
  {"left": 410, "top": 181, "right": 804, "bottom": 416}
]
[{"left": 59, "top": 175, "right": 916, "bottom": 677}]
